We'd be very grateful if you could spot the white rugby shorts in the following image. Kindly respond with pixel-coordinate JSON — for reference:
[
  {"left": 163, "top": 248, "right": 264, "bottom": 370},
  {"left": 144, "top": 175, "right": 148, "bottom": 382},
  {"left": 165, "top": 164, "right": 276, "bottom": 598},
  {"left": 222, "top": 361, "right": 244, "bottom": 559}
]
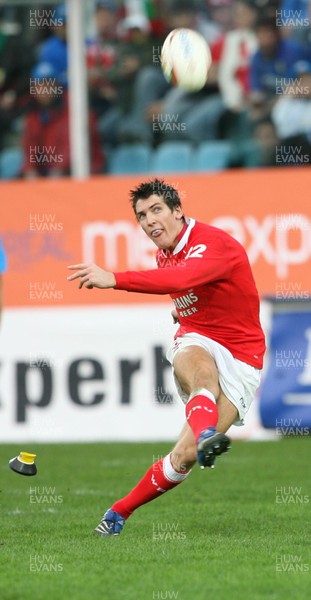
[{"left": 166, "top": 332, "right": 262, "bottom": 426}]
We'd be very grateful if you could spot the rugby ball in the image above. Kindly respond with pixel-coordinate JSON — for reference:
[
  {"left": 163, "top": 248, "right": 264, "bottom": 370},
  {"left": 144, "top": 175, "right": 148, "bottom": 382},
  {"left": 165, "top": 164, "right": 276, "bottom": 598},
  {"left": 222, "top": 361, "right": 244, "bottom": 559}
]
[{"left": 161, "top": 28, "right": 212, "bottom": 92}]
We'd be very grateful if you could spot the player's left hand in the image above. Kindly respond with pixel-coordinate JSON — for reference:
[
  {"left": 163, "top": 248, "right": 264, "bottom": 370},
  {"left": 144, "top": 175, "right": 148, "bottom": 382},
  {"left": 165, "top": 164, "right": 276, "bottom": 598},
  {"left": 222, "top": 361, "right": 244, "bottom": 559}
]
[{"left": 67, "top": 263, "right": 116, "bottom": 290}]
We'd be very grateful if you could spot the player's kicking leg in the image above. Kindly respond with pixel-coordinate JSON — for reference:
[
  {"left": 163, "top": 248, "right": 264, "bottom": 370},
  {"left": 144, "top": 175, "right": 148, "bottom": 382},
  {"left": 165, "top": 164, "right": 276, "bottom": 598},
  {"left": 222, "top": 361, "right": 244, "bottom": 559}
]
[
  {"left": 172, "top": 345, "right": 235, "bottom": 468},
  {"left": 94, "top": 345, "right": 239, "bottom": 536}
]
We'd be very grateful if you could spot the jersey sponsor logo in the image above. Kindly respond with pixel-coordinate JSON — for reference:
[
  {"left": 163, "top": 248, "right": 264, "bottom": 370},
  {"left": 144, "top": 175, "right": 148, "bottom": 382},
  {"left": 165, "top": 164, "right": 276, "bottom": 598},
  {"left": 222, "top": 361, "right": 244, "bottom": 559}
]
[
  {"left": 173, "top": 291, "right": 199, "bottom": 310},
  {"left": 174, "top": 291, "right": 199, "bottom": 318},
  {"left": 184, "top": 244, "right": 207, "bottom": 260}
]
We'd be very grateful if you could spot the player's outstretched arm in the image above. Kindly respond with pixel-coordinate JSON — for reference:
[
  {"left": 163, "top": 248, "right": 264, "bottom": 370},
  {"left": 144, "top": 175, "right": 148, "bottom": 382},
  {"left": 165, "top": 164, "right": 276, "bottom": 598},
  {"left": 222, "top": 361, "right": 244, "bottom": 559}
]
[{"left": 67, "top": 264, "right": 116, "bottom": 290}]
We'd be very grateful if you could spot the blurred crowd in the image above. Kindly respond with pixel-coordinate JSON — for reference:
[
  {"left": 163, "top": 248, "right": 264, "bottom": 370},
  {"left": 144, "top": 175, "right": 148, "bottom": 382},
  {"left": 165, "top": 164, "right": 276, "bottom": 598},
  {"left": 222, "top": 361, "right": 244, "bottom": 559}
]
[{"left": 0, "top": 0, "right": 310, "bottom": 178}]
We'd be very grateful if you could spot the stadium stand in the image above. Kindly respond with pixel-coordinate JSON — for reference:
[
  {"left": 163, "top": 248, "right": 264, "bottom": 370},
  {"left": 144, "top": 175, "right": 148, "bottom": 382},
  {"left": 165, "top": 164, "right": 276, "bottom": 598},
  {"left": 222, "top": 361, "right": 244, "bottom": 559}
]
[
  {"left": 0, "top": 147, "right": 23, "bottom": 179},
  {"left": 107, "top": 140, "right": 234, "bottom": 175},
  {"left": 150, "top": 141, "right": 193, "bottom": 173},
  {"left": 109, "top": 143, "right": 152, "bottom": 174},
  {"left": 192, "top": 140, "right": 232, "bottom": 172}
]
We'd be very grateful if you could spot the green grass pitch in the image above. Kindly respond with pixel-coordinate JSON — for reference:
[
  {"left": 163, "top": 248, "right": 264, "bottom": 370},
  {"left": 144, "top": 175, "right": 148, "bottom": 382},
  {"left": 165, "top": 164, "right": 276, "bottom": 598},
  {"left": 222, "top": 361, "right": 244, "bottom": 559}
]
[{"left": 0, "top": 439, "right": 310, "bottom": 600}]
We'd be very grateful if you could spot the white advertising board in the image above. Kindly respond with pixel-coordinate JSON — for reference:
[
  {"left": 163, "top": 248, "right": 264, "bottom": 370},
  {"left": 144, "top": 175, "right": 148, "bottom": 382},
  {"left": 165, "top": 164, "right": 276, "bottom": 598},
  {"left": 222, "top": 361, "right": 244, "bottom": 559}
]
[{"left": 0, "top": 304, "right": 267, "bottom": 442}]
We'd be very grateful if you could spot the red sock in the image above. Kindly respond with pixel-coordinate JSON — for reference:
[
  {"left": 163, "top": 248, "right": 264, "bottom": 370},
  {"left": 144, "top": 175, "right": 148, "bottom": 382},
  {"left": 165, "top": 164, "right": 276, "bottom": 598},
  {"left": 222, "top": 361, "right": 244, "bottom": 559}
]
[
  {"left": 111, "top": 454, "right": 190, "bottom": 519},
  {"left": 185, "top": 388, "right": 218, "bottom": 441}
]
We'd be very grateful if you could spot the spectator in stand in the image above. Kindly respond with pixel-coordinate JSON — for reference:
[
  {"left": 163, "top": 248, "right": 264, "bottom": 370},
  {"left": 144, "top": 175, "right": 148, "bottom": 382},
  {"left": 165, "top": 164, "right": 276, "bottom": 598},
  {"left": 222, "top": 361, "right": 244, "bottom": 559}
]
[
  {"left": 166, "top": 0, "right": 224, "bottom": 44},
  {"left": 218, "top": 0, "right": 258, "bottom": 112},
  {"left": 38, "top": 3, "right": 68, "bottom": 86},
  {"left": 233, "top": 116, "right": 281, "bottom": 167},
  {"left": 86, "top": 1, "right": 121, "bottom": 119},
  {"left": 0, "top": 239, "right": 7, "bottom": 327},
  {"left": 120, "top": 0, "right": 228, "bottom": 144},
  {"left": 271, "top": 61, "right": 311, "bottom": 161},
  {"left": 278, "top": 0, "right": 311, "bottom": 44},
  {"left": 251, "top": 0, "right": 278, "bottom": 19},
  {"left": 21, "top": 62, "right": 104, "bottom": 178},
  {"left": 205, "top": 0, "right": 235, "bottom": 88},
  {"left": 0, "top": 10, "right": 36, "bottom": 149},
  {"left": 251, "top": 117, "right": 280, "bottom": 166},
  {"left": 249, "top": 15, "right": 311, "bottom": 120},
  {"left": 143, "top": 0, "right": 167, "bottom": 38},
  {"left": 98, "top": 13, "right": 157, "bottom": 145},
  {"left": 215, "top": 0, "right": 259, "bottom": 142},
  {"left": 205, "top": 0, "right": 234, "bottom": 34},
  {"left": 149, "top": 0, "right": 258, "bottom": 143}
]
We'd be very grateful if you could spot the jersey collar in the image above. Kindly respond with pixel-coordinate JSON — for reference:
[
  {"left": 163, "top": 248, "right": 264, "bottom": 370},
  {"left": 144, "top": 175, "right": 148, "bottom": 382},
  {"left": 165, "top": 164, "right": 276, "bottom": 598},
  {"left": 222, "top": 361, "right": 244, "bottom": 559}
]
[{"left": 173, "top": 218, "right": 195, "bottom": 255}]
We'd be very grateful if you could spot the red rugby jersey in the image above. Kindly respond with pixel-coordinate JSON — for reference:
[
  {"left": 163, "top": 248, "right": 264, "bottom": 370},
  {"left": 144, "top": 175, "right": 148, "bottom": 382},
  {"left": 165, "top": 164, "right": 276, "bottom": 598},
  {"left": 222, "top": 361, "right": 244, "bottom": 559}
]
[{"left": 114, "top": 219, "right": 265, "bottom": 368}]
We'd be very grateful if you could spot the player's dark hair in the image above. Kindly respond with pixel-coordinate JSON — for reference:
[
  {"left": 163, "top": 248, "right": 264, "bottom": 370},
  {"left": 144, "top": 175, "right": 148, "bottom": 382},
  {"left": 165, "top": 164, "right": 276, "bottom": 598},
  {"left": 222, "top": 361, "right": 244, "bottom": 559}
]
[{"left": 130, "top": 179, "right": 182, "bottom": 214}]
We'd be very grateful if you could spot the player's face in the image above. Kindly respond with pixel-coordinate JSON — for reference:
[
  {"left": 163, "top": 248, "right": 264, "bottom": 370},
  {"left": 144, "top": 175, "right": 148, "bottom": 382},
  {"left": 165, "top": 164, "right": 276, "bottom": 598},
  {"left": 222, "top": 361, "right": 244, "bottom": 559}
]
[{"left": 135, "top": 195, "right": 184, "bottom": 250}]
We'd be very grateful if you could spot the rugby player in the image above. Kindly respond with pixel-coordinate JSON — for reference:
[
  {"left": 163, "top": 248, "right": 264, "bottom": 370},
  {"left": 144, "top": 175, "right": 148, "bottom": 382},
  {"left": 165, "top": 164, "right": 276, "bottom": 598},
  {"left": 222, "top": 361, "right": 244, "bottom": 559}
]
[{"left": 67, "top": 179, "right": 265, "bottom": 536}]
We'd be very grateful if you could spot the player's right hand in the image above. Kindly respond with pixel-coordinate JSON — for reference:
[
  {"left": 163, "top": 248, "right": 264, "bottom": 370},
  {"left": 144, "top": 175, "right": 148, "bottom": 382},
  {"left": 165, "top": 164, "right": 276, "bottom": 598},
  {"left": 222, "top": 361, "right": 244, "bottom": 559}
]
[{"left": 67, "top": 263, "right": 116, "bottom": 290}]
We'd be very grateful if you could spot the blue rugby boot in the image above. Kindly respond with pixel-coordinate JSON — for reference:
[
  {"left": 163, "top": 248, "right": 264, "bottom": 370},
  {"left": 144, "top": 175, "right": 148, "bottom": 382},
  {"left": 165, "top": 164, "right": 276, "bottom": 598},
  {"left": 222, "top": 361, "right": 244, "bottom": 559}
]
[
  {"left": 94, "top": 508, "right": 126, "bottom": 536},
  {"left": 197, "top": 426, "right": 231, "bottom": 469}
]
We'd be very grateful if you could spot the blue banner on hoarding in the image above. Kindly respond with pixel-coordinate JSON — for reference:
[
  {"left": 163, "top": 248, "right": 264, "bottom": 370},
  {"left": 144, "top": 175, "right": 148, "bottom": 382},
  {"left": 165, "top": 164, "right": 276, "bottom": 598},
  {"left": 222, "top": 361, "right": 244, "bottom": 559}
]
[{"left": 260, "top": 304, "right": 311, "bottom": 431}]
